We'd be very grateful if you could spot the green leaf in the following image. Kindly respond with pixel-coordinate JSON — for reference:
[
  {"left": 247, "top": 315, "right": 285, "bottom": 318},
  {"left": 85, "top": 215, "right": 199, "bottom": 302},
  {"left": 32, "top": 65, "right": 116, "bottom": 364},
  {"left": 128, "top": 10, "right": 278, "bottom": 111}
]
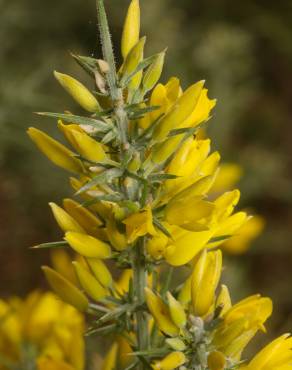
[
  {"left": 101, "top": 129, "right": 117, "bottom": 144},
  {"left": 120, "top": 54, "right": 161, "bottom": 87},
  {"left": 71, "top": 53, "right": 98, "bottom": 77},
  {"left": 153, "top": 218, "right": 172, "bottom": 239},
  {"left": 36, "top": 112, "right": 110, "bottom": 132},
  {"left": 168, "top": 127, "right": 197, "bottom": 137},
  {"left": 81, "top": 193, "right": 123, "bottom": 208},
  {"left": 30, "top": 241, "right": 68, "bottom": 250},
  {"left": 208, "top": 235, "right": 231, "bottom": 244},
  {"left": 85, "top": 323, "right": 117, "bottom": 336},
  {"left": 149, "top": 173, "right": 179, "bottom": 182},
  {"left": 76, "top": 168, "right": 124, "bottom": 195}
]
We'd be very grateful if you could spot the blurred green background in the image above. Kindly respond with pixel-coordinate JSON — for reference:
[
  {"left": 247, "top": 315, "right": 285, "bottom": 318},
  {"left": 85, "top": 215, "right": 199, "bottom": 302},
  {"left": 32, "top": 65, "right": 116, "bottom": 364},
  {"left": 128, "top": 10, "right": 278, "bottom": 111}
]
[{"left": 1, "top": 0, "right": 292, "bottom": 348}]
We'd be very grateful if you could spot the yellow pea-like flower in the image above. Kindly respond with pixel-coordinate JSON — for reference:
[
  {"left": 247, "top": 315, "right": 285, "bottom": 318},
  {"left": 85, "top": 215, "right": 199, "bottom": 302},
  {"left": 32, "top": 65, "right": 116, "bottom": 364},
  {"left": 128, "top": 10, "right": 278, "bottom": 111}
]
[
  {"left": 181, "top": 88, "right": 216, "bottom": 129},
  {"left": 58, "top": 121, "right": 106, "bottom": 162},
  {"left": 166, "top": 292, "right": 186, "bottom": 328},
  {"left": 73, "top": 261, "right": 108, "bottom": 301},
  {"left": 49, "top": 202, "right": 85, "bottom": 233},
  {"left": 146, "top": 230, "right": 169, "bottom": 260},
  {"left": 42, "top": 266, "right": 89, "bottom": 312},
  {"left": 123, "top": 206, "right": 157, "bottom": 243},
  {"left": 51, "top": 250, "right": 78, "bottom": 285},
  {"left": 191, "top": 249, "right": 222, "bottom": 317},
  {"left": 210, "top": 163, "right": 243, "bottom": 193},
  {"left": 28, "top": 127, "right": 83, "bottom": 174},
  {"left": 63, "top": 198, "right": 106, "bottom": 240},
  {"left": 145, "top": 287, "right": 179, "bottom": 336},
  {"left": 223, "top": 328, "right": 258, "bottom": 360},
  {"left": 153, "top": 80, "right": 205, "bottom": 142},
  {"left": 163, "top": 226, "right": 214, "bottom": 266},
  {"left": 101, "top": 342, "right": 119, "bottom": 370},
  {"left": 150, "top": 135, "right": 183, "bottom": 165},
  {"left": 241, "top": 334, "right": 292, "bottom": 370},
  {"left": 106, "top": 216, "right": 128, "bottom": 251},
  {"left": 65, "top": 231, "right": 111, "bottom": 258},
  {"left": 54, "top": 71, "right": 100, "bottom": 112},
  {"left": 121, "top": 36, "right": 145, "bottom": 77},
  {"left": 178, "top": 275, "right": 192, "bottom": 306},
  {"left": 207, "top": 350, "right": 226, "bottom": 370},
  {"left": 215, "top": 284, "right": 232, "bottom": 317},
  {"left": 121, "top": 0, "right": 140, "bottom": 59},
  {"left": 142, "top": 51, "right": 166, "bottom": 94},
  {"left": 152, "top": 351, "right": 186, "bottom": 370},
  {"left": 149, "top": 83, "right": 168, "bottom": 123},
  {"left": 86, "top": 258, "right": 112, "bottom": 288}
]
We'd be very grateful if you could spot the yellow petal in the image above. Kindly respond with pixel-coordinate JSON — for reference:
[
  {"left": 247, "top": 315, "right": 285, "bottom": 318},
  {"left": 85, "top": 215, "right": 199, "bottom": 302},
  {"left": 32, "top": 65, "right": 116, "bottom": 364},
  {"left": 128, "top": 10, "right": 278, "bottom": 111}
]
[
  {"left": 145, "top": 287, "right": 179, "bottom": 336},
  {"left": 153, "top": 81, "right": 205, "bottom": 141},
  {"left": 191, "top": 249, "right": 222, "bottom": 316},
  {"left": 65, "top": 231, "right": 111, "bottom": 258},
  {"left": 166, "top": 292, "right": 186, "bottom": 328},
  {"left": 49, "top": 202, "right": 84, "bottom": 233},
  {"left": 102, "top": 342, "right": 119, "bottom": 370},
  {"left": 58, "top": 121, "right": 106, "bottom": 162},
  {"left": 28, "top": 127, "right": 83, "bottom": 173},
  {"left": 121, "top": 0, "right": 140, "bottom": 59},
  {"left": 73, "top": 261, "right": 108, "bottom": 301},
  {"left": 86, "top": 258, "right": 112, "bottom": 288},
  {"left": 207, "top": 350, "right": 226, "bottom": 370},
  {"left": 152, "top": 351, "right": 186, "bottom": 370},
  {"left": 54, "top": 71, "right": 99, "bottom": 112},
  {"left": 42, "top": 266, "right": 89, "bottom": 312}
]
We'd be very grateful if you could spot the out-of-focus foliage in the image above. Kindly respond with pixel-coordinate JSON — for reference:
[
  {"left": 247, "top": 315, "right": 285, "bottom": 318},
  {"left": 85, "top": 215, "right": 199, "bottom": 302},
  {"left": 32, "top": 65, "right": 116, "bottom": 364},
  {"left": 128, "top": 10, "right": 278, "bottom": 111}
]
[{"left": 1, "top": 0, "right": 292, "bottom": 348}]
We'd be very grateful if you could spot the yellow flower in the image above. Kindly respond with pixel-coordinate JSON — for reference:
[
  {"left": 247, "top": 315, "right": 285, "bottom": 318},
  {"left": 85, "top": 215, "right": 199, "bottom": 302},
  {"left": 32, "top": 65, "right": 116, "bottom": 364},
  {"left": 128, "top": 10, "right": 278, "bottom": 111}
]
[
  {"left": 121, "top": 0, "right": 140, "bottom": 60},
  {"left": 123, "top": 206, "right": 157, "bottom": 243},
  {"left": 241, "top": 334, "right": 292, "bottom": 370},
  {"left": 49, "top": 202, "right": 85, "bottom": 233},
  {"left": 58, "top": 121, "right": 107, "bottom": 162},
  {"left": 101, "top": 342, "right": 119, "bottom": 370},
  {"left": 191, "top": 249, "right": 222, "bottom": 317},
  {"left": 213, "top": 294, "right": 273, "bottom": 359},
  {"left": 0, "top": 292, "right": 85, "bottom": 370},
  {"left": 64, "top": 231, "right": 111, "bottom": 258},
  {"left": 152, "top": 351, "right": 186, "bottom": 370},
  {"left": 222, "top": 215, "right": 265, "bottom": 254},
  {"left": 73, "top": 261, "right": 108, "bottom": 301},
  {"left": 42, "top": 266, "right": 89, "bottom": 312},
  {"left": 28, "top": 127, "right": 83, "bottom": 174},
  {"left": 145, "top": 287, "right": 179, "bottom": 336},
  {"left": 153, "top": 81, "right": 205, "bottom": 141},
  {"left": 54, "top": 71, "right": 100, "bottom": 112}
]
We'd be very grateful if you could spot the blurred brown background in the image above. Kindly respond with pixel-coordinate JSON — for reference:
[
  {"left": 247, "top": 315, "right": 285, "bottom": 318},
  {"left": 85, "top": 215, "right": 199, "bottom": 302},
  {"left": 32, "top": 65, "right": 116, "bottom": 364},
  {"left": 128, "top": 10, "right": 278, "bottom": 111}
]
[{"left": 1, "top": 0, "right": 292, "bottom": 344}]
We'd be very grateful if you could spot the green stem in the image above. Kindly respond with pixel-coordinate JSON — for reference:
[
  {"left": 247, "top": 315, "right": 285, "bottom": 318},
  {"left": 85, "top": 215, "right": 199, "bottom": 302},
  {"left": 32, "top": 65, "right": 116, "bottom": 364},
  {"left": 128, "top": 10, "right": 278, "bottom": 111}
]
[
  {"left": 133, "top": 237, "right": 148, "bottom": 369},
  {"left": 96, "top": 0, "right": 128, "bottom": 146}
]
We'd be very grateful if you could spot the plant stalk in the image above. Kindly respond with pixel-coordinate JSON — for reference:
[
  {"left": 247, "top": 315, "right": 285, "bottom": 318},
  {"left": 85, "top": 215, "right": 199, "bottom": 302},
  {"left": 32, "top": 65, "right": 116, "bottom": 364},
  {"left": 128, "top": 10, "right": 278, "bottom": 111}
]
[{"left": 133, "top": 237, "right": 148, "bottom": 369}]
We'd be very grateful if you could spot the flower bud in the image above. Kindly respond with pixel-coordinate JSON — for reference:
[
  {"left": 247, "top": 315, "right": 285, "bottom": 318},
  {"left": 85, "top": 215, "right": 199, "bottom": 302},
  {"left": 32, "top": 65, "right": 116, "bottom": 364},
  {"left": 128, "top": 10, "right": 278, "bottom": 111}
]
[
  {"left": 73, "top": 261, "right": 108, "bottom": 301},
  {"left": 121, "top": 0, "right": 140, "bottom": 59},
  {"left": 145, "top": 287, "right": 179, "bottom": 336},
  {"left": 191, "top": 249, "right": 222, "bottom": 317},
  {"left": 207, "top": 351, "right": 226, "bottom": 370},
  {"left": 142, "top": 51, "right": 165, "bottom": 94},
  {"left": 54, "top": 71, "right": 100, "bottom": 112},
  {"left": 121, "top": 37, "right": 146, "bottom": 77},
  {"left": 27, "top": 127, "right": 83, "bottom": 174},
  {"left": 86, "top": 258, "right": 112, "bottom": 288},
  {"left": 166, "top": 292, "right": 187, "bottom": 328},
  {"left": 65, "top": 232, "right": 111, "bottom": 258},
  {"left": 58, "top": 121, "right": 106, "bottom": 162},
  {"left": 42, "top": 266, "right": 89, "bottom": 312},
  {"left": 49, "top": 202, "right": 84, "bottom": 233}
]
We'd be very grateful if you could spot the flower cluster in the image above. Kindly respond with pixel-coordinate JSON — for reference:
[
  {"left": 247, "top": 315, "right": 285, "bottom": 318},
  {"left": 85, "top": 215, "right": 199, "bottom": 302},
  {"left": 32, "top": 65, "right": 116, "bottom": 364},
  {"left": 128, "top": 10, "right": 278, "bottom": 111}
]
[
  {"left": 0, "top": 291, "right": 84, "bottom": 370},
  {"left": 26, "top": 1, "right": 291, "bottom": 370}
]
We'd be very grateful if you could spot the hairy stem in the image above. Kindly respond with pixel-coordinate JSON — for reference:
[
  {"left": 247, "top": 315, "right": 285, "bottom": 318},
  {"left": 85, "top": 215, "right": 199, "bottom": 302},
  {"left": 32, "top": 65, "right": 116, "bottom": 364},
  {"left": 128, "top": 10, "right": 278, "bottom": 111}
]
[{"left": 133, "top": 238, "right": 148, "bottom": 369}]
